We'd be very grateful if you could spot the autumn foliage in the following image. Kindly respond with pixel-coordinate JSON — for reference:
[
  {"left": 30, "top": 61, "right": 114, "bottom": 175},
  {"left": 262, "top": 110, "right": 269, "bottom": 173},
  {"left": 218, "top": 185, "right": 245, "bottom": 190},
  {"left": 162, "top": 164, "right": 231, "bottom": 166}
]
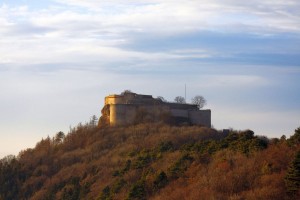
[{"left": 0, "top": 121, "right": 300, "bottom": 200}]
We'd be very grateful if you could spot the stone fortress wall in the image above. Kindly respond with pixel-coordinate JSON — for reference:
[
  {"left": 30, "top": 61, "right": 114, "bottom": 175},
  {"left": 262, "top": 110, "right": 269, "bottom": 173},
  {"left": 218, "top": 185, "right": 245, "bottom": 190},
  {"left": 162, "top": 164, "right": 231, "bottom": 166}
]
[{"left": 101, "top": 91, "right": 211, "bottom": 127}]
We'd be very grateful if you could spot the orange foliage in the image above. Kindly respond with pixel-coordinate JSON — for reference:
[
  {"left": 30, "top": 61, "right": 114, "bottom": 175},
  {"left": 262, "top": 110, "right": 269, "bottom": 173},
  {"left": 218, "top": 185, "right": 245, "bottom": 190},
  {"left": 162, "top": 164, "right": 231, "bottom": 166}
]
[{"left": 0, "top": 122, "right": 299, "bottom": 200}]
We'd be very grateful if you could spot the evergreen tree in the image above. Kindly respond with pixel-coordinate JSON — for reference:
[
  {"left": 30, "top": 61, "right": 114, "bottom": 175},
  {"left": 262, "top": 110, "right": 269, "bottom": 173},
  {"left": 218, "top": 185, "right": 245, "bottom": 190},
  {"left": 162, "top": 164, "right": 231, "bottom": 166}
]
[
  {"left": 289, "top": 127, "right": 300, "bottom": 145},
  {"left": 285, "top": 150, "right": 300, "bottom": 197}
]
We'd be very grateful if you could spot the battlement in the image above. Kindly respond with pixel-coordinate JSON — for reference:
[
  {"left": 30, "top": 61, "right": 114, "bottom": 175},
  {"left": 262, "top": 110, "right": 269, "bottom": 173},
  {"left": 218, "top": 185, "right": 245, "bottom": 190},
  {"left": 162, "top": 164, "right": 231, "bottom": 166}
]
[{"left": 99, "top": 91, "right": 211, "bottom": 127}]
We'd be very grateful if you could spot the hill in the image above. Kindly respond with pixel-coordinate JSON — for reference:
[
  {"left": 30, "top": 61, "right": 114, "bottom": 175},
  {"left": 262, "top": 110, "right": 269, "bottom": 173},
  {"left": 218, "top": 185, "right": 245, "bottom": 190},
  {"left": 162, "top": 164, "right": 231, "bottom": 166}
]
[{"left": 1, "top": 121, "right": 300, "bottom": 200}]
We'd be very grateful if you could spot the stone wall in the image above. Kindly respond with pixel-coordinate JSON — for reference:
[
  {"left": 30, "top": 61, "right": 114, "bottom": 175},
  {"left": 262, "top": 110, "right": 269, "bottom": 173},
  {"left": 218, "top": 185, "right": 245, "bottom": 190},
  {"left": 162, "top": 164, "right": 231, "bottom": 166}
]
[
  {"left": 109, "top": 104, "right": 170, "bottom": 126},
  {"left": 189, "top": 110, "right": 211, "bottom": 127},
  {"left": 100, "top": 92, "right": 212, "bottom": 128},
  {"left": 105, "top": 95, "right": 123, "bottom": 105},
  {"left": 109, "top": 104, "right": 136, "bottom": 126}
]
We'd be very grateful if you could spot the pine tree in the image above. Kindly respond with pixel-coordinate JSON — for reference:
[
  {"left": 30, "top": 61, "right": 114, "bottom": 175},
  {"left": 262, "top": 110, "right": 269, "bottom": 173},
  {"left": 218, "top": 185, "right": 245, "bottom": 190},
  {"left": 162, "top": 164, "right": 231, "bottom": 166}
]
[{"left": 285, "top": 150, "right": 300, "bottom": 197}]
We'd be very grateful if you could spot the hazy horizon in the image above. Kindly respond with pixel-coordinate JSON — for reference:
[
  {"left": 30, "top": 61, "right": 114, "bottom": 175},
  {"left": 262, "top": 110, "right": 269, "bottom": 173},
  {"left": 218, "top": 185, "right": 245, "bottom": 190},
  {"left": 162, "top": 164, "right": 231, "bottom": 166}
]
[{"left": 1, "top": 0, "right": 300, "bottom": 158}]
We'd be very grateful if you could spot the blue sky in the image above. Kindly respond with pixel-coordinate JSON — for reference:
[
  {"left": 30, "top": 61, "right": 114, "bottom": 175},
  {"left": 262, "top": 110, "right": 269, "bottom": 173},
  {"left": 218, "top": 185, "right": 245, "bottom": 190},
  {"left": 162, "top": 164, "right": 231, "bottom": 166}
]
[{"left": 0, "top": 0, "right": 300, "bottom": 158}]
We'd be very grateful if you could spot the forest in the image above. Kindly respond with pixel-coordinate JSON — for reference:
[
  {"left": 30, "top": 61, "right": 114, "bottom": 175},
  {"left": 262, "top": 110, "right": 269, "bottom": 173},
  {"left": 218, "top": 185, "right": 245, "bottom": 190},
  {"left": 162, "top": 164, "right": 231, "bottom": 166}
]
[{"left": 0, "top": 119, "right": 300, "bottom": 200}]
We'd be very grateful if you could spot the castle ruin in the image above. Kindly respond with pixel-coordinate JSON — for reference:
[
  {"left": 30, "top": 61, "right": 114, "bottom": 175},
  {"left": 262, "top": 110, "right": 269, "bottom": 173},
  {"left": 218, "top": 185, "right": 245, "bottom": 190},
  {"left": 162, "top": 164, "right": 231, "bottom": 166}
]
[{"left": 99, "top": 91, "right": 211, "bottom": 127}]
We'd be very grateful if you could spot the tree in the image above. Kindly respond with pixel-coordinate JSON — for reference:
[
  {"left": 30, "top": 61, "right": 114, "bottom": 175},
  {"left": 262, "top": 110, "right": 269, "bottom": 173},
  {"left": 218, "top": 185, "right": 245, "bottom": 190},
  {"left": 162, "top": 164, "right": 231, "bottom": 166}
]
[
  {"left": 54, "top": 131, "right": 65, "bottom": 144},
  {"left": 121, "top": 90, "right": 133, "bottom": 95},
  {"left": 127, "top": 180, "right": 146, "bottom": 200},
  {"left": 89, "top": 115, "right": 98, "bottom": 127},
  {"left": 157, "top": 96, "right": 167, "bottom": 102},
  {"left": 174, "top": 96, "right": 185, "bottom": 104},
  {"left": 288, "top": 127, "right": 300, "bottom": 146},
  {"left": 191, "top": 95, "right": 206, "bottom": 109},
  {"left": 153, "top": 171, "right": 168, "bottom": 190},
  {"left": 0, "top": 156, "right": 21, "bottom": 200},
  {"left": 285, "top": 150, "right": 300, "bottom": 197}
]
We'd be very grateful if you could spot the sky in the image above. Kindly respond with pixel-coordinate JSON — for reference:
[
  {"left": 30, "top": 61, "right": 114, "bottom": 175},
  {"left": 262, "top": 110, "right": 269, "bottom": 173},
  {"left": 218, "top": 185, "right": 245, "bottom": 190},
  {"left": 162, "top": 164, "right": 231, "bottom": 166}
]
[{"left": 0, "top": 0, "right": 300, "bottom": 158}]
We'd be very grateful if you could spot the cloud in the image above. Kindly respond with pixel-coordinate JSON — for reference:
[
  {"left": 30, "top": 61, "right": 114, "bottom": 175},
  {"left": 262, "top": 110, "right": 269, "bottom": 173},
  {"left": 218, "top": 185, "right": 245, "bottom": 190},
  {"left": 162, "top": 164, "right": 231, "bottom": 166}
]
[
  {"left": 4, "top": 0, "right": 298, "bottom": 42},
  {"left": 1, "top": 1, "right": 299, "bottom": 69},
  {"left": 201, "top": 74, "right": 270, "bottom": 88},
  {"left": 0, "top": 0, "right": 299, "bottom": 157},
  {"left": 53, "top": 0, "right": 300, "bottom": 34}
]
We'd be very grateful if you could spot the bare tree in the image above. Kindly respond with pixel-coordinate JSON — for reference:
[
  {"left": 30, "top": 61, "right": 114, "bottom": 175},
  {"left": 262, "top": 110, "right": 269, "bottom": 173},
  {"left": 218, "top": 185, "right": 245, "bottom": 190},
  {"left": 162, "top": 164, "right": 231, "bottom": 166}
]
[
  {"left": 191, "top": 95, "right": 206, "bottom": 109},
  {"left": 157, "top": 96, "right": 167, "bottom": 102},
  {"left": 89, "top": 115, "right": 98, "bottom": 127},
  {"left": 174, "top": 96, "right": 186, "bottom": 104}
]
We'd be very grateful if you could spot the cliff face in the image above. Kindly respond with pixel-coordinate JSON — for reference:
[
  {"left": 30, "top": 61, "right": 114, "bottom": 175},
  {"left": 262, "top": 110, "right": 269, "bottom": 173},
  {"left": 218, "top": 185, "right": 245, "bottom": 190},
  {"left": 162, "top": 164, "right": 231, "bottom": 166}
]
[{"left": 98, "top": 104, "right": 110, "bottom": 127}]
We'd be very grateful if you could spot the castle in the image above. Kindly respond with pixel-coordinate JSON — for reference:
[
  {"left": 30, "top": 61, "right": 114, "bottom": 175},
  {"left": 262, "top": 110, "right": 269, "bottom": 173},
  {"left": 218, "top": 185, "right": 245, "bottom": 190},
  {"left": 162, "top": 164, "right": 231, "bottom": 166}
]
[{"left": 99, "top": 91, "right": 211, "bottom": 127}]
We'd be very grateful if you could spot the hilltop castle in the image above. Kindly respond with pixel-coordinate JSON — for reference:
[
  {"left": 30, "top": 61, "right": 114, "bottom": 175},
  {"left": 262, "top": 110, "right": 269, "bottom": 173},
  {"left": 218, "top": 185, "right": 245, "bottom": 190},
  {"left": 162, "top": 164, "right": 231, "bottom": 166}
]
[{"left": 99, "top": 91, "right": 211, "bottom": 127}]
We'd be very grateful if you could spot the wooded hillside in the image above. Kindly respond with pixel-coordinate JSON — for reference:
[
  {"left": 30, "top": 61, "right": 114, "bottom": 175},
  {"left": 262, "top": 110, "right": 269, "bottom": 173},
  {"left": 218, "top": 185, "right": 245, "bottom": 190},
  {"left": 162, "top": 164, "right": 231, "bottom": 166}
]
[{"left": 1, "top": 121, "right": 300, "bottom": 200}]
